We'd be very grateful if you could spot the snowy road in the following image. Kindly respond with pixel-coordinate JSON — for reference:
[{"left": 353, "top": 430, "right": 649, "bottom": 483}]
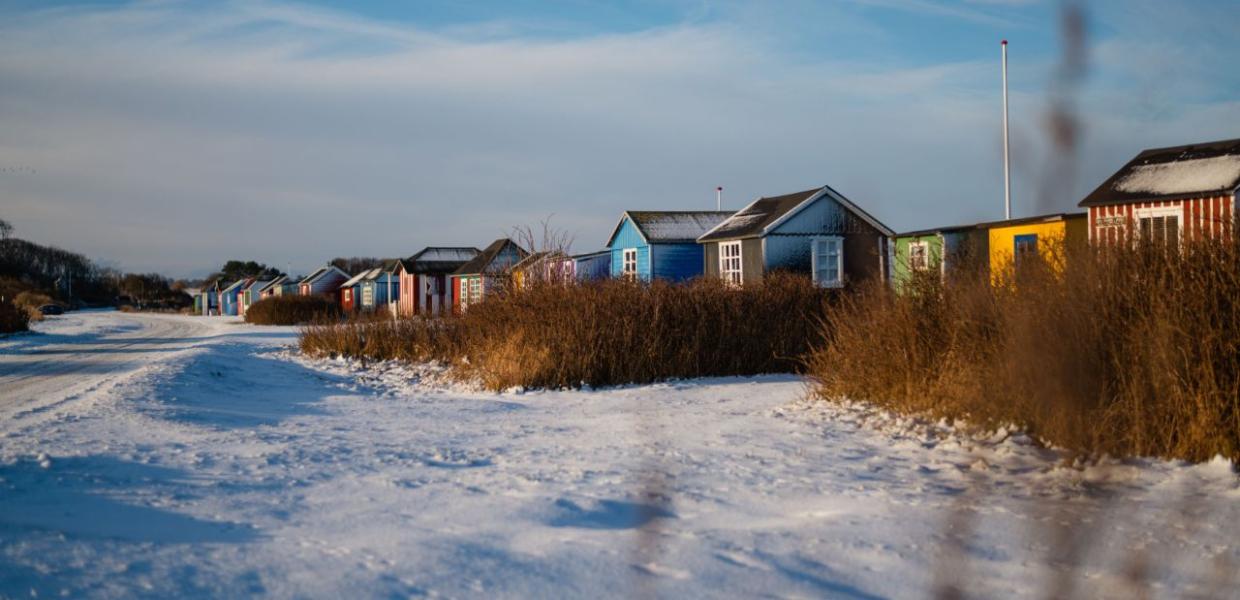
[
  {"left": 0, "top": 312, "right": 1237, "bottom": 599},
  {"left": 0, "top": 312, "right": 213, "bottom": 429}
]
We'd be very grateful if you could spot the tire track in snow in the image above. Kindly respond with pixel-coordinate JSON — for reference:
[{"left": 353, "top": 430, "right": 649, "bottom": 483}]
[{"left": 0, "top": 313, "right": 216, "bottom": 434}]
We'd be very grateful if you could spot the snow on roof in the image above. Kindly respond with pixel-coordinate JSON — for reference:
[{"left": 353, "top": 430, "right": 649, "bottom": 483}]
[
  {"left": 416, "top": 248, "right": 479, "bottom": 262},
  {"left": 1080, "top": 138, "right": 1240, "bottom": 207},
  {"left": 1114, "top": 154, "right": 1240, "bottom": 195},
  {"left": 340, "top": 270, "right": 372, "bottom": 287},
  {"left": 626, "top": 211, "right": 734, "bottom": 243}
]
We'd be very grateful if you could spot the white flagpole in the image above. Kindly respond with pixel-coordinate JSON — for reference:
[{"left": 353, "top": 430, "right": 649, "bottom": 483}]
[
  {"left": 716, "top": 186, "right": 723, "bottom": 211},
  {"left": 1002, "top": 39, "right": 1011, "bottom": 220}
]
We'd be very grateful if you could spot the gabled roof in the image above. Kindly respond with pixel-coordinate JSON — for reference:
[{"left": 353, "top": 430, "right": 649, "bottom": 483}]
[
  {"left": 258, "top": 275, "right": 288, "bottom": 292},
  {"left": 400, "top": 246, "right": 482, "bottom": 274},
  {"left": 244, "top": 279, "right": 272, "bottom": 292},
  {"left": 453, "top": 238, "right": 528, "bottom": 276},
  {"left": 1080, "top": 138, "right": 1240, "bottom": 207},
  {"left": 606, "top": 211, "right": 734, "bottom": 246},
  {"left": 220, "top": 278, "right": 251, "bottom": 293},
  {"left": 340, "top": 269, "right": 376, "bottom": 288},
  {"left": 512, "top": 250, "right": 570, "bottom": 271},
  {"left": 698, "top": 185, "right": 894, "bottom": 242},
  {"left": 299, "top": 265, "right": 348, "bottom": 286}
]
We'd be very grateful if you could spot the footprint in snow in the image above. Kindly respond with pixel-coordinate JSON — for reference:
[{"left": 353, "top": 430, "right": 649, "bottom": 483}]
[
  {"left": 421, "top": 448, "right": 493, "bottom": 469},
  {"left": 549, "top": 498, "right": 676, "bottom": 530}
]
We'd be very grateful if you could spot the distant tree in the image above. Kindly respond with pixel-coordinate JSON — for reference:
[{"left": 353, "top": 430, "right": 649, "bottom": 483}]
[
  {"left": 0, "top": 218, "right": 12, "bottom": 240},
  {"left": 330, "top": 257, "right": 389, "bottom": 275},
  {"left": 209, "top": 260, "right": 282, "bottom": 283}
]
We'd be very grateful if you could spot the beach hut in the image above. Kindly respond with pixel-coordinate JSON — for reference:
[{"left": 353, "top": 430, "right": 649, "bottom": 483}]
[
  {"left": 358, "top": 265, "right": 400, "bottom": 312},
  {"left": 1079, "top": 137, "right": 1239, "bottom": 245},
  {"left": 239, "top": 279, "right": 271, "bottom": 317},
  {"left": 605, "top": 211, "right": 733, "bottom": 282},
  {"left": 450, "top": 239, "right": 527, "bottom": 312},
  {"left": 572, "top": 250, "right": 610, "bottom": 282},
  {"left": 338, "top": 270, "right": 369, "bottom": 312},
  {"left": 199, "top": 281, "right": 221, "bottom": 316},
  {"left": 697, "top": 186, "right": 894, "bottom": 288},
  {"left": 258, "top": 275, "right": 294, "bottom": 300},
  {"left": 393, "top": 247, "right": 480, "bottom": 317},
  {"left": 512, "top": 251, "right": 574, "bottom": 288},
  {"left": 298, "top": 265, "right": 349, "bottom": 301},
  {"left": 218, "top": 278, "right": 251, "bottom": 316},
  {"left": 891, "top": 224, "right": 989, "bottom": 290},
  {"left": 983, "top": 213, "right": 1087, "bottom": 279}
]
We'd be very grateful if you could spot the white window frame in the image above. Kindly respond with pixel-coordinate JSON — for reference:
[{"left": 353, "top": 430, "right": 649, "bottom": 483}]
[
  {"left": 622, "top": 248, "right": 638, "bottom": 279},
  {"left": 811, "top": 236, "right": 844, "bottom": 288},
  {"left": 469, "top": 277, "right": 482, "bottom": 304},
  {"left": 908, "top": 240, "right": 929, "bottom": 272},
  {"left": 1133, "top": 205, "right": 1184, "bottom": 248},
  {"left": 459, "top": 278, "right": 470, "bottom": 311},
  {"left": 719, "top": 241, "right": 743, "bottom": 286}
]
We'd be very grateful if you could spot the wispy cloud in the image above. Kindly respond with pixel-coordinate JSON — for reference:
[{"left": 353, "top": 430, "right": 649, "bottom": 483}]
[{"left": 0, "top": 1, "right": 1234, "bottom": 275}]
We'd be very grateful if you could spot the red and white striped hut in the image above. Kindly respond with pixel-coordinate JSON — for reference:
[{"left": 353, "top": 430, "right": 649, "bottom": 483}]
[
  {"left": 1080, "top": 138, "right": 1239, "bottom": 245},
  {"left": 392, "top": 247, "right": 480, "bottom": 317}
]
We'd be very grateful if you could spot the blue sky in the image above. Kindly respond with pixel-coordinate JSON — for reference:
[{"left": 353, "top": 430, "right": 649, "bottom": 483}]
[{"left": 1, "top": 0, "right": 1237, "bottom": 276}]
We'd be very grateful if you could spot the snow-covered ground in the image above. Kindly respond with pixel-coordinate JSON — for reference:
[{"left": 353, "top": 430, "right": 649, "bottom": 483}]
[{"left": 1, "top": 311, "right": 1237, "bottom": 599}]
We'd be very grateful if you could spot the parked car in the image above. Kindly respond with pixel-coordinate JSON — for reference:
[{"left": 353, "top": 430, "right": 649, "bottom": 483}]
[{"left": 38, "top": 304, "right": 64, "bottom": 316}]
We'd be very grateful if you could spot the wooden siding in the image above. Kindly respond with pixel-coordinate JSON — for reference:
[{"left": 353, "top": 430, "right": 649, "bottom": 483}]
[
  {"left": 988, "top": 216, "right": 1087, "bottom": 278},
  {"left": 303, "top": 270, "right": 347, "bottom": 299},
  {"left": 703, "top": 238, "right": 764, "bottom": 284},
  {"left": 649, "top": 243, "right": 707, "bottom": 281},
  {"left": 359, "top": 277, "right": 398, "bottom": 311},
  {"left": 701, "top": 193, "right": 887, "bottom": 287},
  {"left": 892, "top": 233, "right": 944, "bottom": 290},
  {"left": 608, "top": 217, "right": 651, "bottom": 279},
  {"left": 1088, "top": 195, "right": 1235, "bottom": 244},
  {"left": 574, "top": 254, "right": 610, "bottom": 281}
]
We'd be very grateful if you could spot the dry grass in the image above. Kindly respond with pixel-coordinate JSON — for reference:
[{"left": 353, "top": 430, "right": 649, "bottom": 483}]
[
  {"left": 300, "top": 273, "right": 832, "bottom": 390},
  {"left": 808, "top": 239, "right": 1240, "bottom": 463},
  {"left": 0, "top": 298, "right": 29, "bottom": 333},
  {"left": 245, "top": 295, "right": 342, "bottom": 326}
]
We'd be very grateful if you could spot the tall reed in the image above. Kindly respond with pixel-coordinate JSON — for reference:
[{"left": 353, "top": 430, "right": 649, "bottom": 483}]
[
  {"left": 808, "top": 239, "right": 1240, "bottom": 462},
  {"left": 300, "top": 273, "right": 831, "bottom": 390}
]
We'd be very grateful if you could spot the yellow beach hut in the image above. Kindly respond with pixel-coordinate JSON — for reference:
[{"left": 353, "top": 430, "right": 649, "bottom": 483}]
[{"left": 985, "top": 212, "right": 1088, "bottom": 280}]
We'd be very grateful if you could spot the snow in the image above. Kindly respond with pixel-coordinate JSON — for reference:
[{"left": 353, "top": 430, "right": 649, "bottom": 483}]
[
  {"left": 706, "top": 213, "right": 766, "bottom": 237},
  {"left": 633, "top": 212, "right": 732, "bottom": 241},
  {"left": 1114, "top": 155, "right": 1240, "bottom": 195},
  {"left": 417, "top": 248, "right": 479, "bottom": 262},
  {"left": 2, "top": 311, "right": 1238, "bottom": 598}
]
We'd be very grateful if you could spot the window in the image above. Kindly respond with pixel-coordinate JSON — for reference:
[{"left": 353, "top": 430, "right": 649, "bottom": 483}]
[
  {"left": 459, "top": 278, "right": 470, "bottom": 311},
  {"left": 622, "top": 248, "right": 638, "bottom": 279},
  {"left": 719, "top": 241, "right": 743, "bottom": 286},
  {"left": 811, "top": 237, "right": 843, "bottom": 288},
  {"left": 469, "top": 277, "right": 482, "bottom": 304},
  {"left": 908, "top": 241, "right": 929, "bottom": 272},
  {"left": 1135, "top": 206, "right": 1182, "bottom": 248},
  {"left": 1013, "top": 234, "right": 1038, "bottom": 265},
  {"left": 362, "top": 286, "right": 374, "bottom": 307}
]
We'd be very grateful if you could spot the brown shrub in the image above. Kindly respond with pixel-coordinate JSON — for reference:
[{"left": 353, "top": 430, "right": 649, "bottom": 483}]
[
  {"left": 245, "top": 295, "right": 342, "bottom": 325},
  {"left": 807, "top": 239, "right": 1240, "bottom": 463},
  {"left": 0, "top": 298, "right": 30, "bottom": 333},
  {"left": 13, "top": 290, "right": 55, "bottom": 311},
  {"left": 300, "top": 273, "right": 832, "bottom": 390}
]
